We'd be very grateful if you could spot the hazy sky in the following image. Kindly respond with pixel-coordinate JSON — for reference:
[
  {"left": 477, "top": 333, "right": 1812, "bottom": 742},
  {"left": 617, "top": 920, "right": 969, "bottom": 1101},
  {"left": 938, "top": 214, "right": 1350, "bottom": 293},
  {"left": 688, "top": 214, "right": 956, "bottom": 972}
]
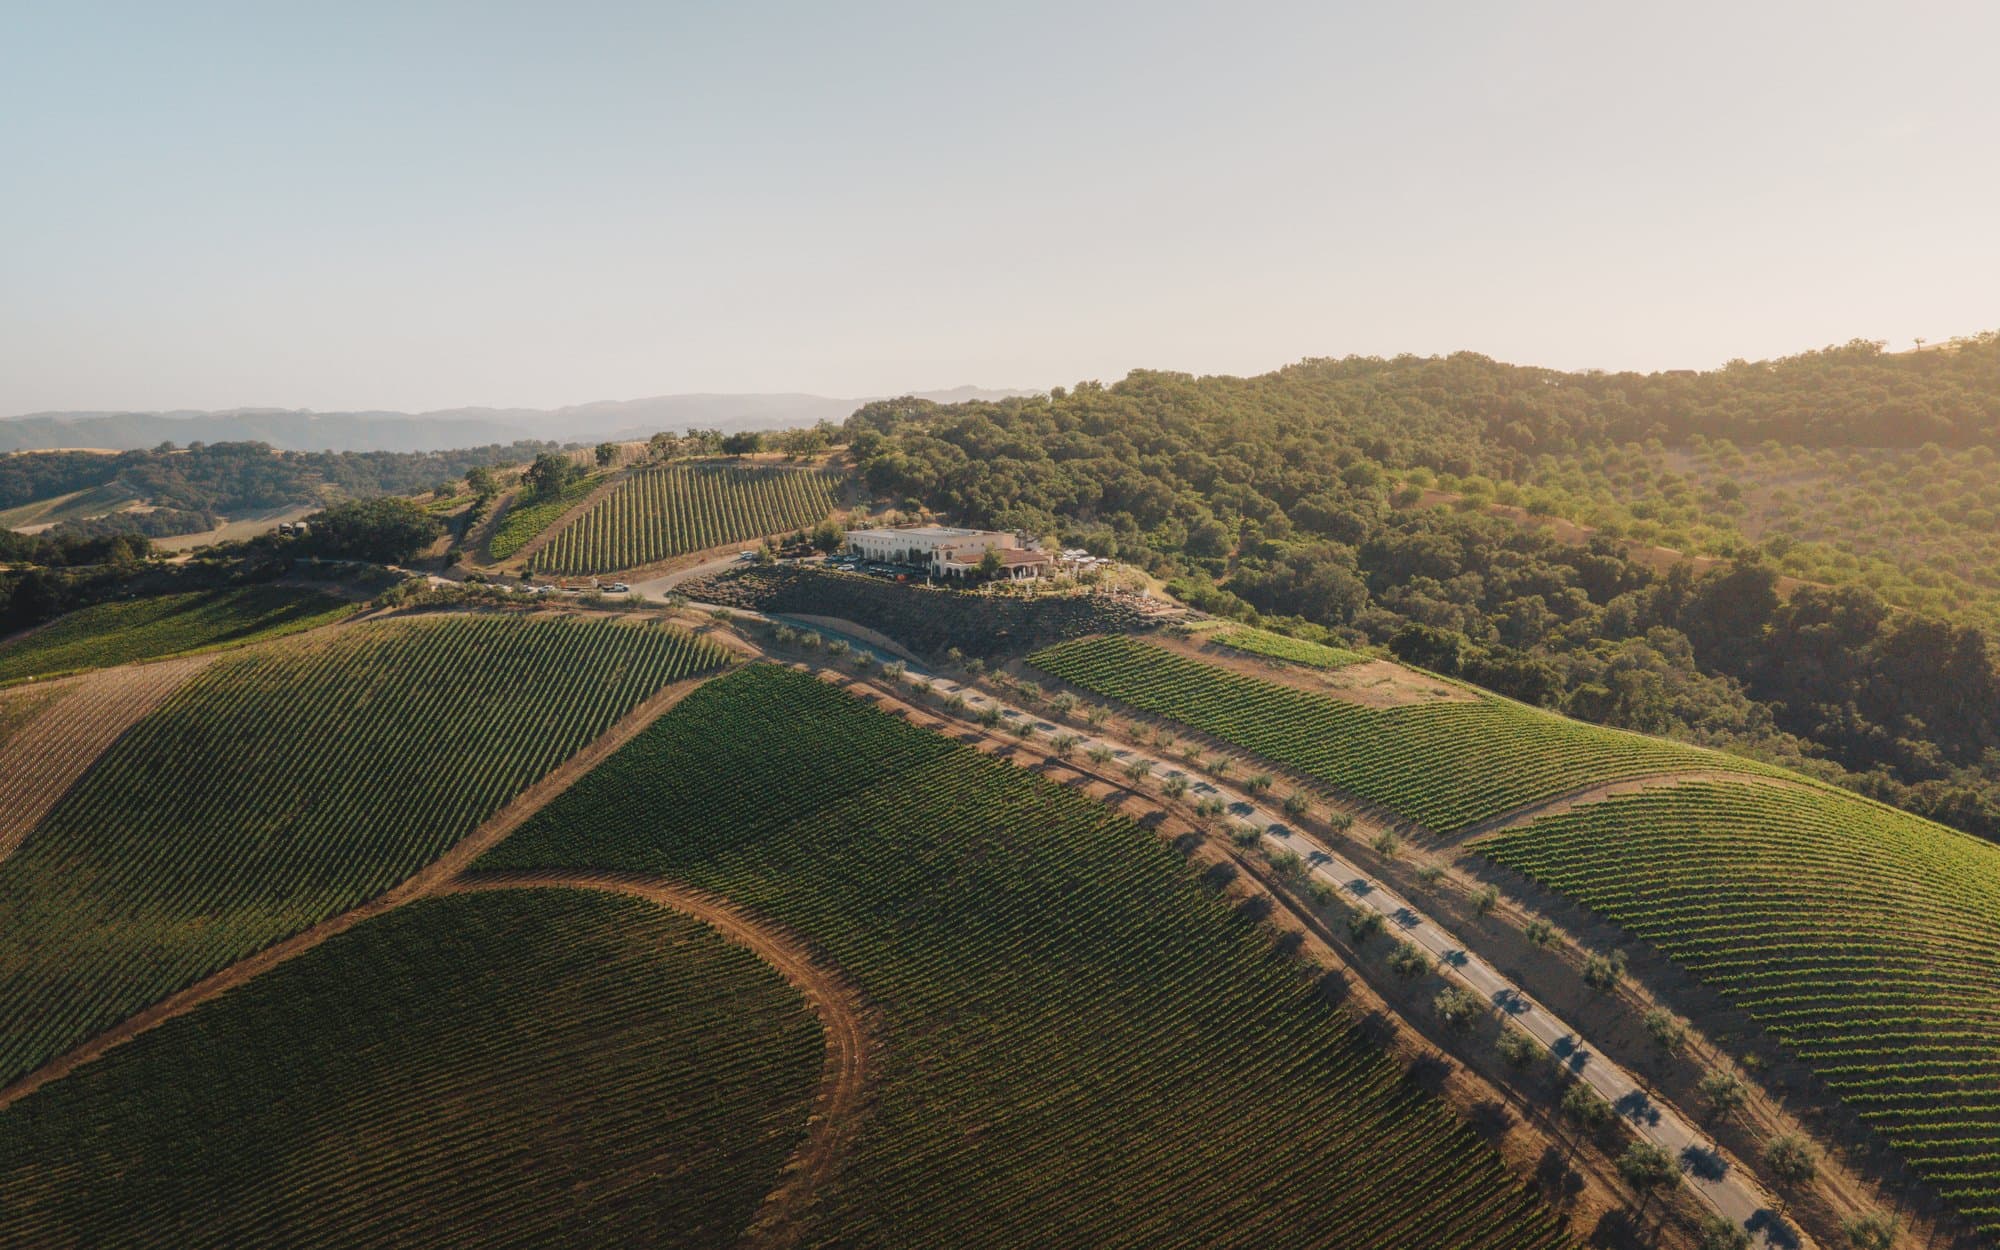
[{"left": 4, "top": 2, "right": 1996, "bottom": 415}]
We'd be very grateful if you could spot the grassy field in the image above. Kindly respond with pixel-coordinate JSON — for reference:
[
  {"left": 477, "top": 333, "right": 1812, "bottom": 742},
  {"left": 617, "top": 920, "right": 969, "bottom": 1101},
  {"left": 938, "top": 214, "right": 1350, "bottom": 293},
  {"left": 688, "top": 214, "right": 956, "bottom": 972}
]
[
  {"left": 0, "top": 612, "right": 727, "bottom": 1087},
  {"left": 1029, "top": 634, "right": 1774, "bottom": 832},
  {"left": 0, "top": 889, "right": 821, "bottom": 1248},
  {"left": 488, "top": 473, "right": 605, "bottom": 560},
  {"left": 529, "top": 464, "right": 842, "bottom": 575},
  {"left": 481, "top": 665, "right": 1571, "bottom": 1250},
  {"left": 0, "top": 481, "right": 141, "bottom": 530},
  {"left": 1476, "top": 781, "right": 2000, "bottom": 1239},
  {"left": 1205, "top": 624, "right": 1369, "bottom": 668},
  {"left": 0, "top": 585, "right": 359, "bottom": 684}
]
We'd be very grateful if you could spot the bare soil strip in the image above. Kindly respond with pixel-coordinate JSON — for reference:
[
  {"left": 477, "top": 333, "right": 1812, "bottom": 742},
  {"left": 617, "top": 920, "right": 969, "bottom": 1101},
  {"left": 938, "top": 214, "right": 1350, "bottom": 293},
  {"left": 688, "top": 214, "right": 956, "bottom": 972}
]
[
  {"left": 0, "top": 671, "right": 717, "bottom": 1113},
  {"left": 0, "top": 654, "right": 219, "bottom": 865},
  {"left": 1447, "top": 768, "right": 1819, "bottom": 845},
  {"left": 1147, "top": 632, "right": 1472, "bottom": 707},
  {"left": 503, "top": 471, "right": 627, "bottom": 567},
  {"left": 441, "top": 871, "right": 875, "bottom": 1250}
]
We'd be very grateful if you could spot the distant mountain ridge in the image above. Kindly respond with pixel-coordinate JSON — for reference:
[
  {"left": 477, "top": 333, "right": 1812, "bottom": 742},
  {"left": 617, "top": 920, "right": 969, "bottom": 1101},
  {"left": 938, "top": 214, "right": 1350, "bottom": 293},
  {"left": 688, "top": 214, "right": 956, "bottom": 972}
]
[{"left": 0, "top": 386, "right": 1029, "bottom": 454}]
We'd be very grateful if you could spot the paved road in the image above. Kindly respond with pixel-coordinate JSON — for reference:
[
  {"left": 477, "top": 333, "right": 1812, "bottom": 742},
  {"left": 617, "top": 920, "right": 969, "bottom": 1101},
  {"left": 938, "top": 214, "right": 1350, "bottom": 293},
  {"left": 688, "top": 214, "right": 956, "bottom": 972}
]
[{"left": 679, "top": 607, "right": 1808, "bottom": 1248}]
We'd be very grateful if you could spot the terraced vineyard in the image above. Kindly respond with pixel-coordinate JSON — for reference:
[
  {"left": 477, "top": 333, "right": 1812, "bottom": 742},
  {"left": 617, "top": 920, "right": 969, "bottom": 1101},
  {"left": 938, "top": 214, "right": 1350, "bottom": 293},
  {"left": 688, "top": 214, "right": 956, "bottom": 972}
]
[
  {"left": 482, "top": 665, "right": 1572, "bottom": 1250},
  {"left": 1030, "top": 634, "right": 1772, "bottom": 832},
  {"left": 488, "top": 472, "right": 604, "bottom": 560},
  {"left": 528, "top": 464, "right": 841, "bottom": 575},
  {"left": 1477, "top": 781, "right": 2000, "bottom": 1239},
  {"left": 1206, "top": 624, "right": 1369, "bottom": 669},
  {"left": 0, "top": 585, "right": 357, "bottom": 684},
  {"left": 0, "top": 612, "right": 727, "bottom": 1087},
  {"left": 490, "top": 664, "right": 956, "bottom": 870},
  {"left": 0, "top": 889, "right": 822, "bottom": 1248}
]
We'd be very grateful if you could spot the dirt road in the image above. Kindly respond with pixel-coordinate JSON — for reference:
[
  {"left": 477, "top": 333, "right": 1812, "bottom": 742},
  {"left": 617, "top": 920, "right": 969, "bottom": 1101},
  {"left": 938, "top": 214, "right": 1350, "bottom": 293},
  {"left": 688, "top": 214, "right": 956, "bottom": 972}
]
[
  {"left": 441, "top": 871, "right": 874, "bottom": 1250},
  {"left": 0, "top": 672, "right": 717, "bottom": 1112}
]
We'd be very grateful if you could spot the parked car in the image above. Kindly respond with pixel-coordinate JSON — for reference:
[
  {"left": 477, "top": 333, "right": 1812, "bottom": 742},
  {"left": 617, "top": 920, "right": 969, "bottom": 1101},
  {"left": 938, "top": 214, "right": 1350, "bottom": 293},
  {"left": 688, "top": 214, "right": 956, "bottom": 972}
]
[{"left": 603, "top": 582, "right": 630, "bottom": 593}]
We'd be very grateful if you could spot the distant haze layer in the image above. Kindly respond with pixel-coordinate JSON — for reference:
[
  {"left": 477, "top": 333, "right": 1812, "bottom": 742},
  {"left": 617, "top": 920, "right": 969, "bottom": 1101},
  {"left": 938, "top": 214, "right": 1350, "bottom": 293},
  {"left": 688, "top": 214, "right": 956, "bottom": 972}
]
[{"left": 0, "top": 388, "right": 1026, "bottom": 454}]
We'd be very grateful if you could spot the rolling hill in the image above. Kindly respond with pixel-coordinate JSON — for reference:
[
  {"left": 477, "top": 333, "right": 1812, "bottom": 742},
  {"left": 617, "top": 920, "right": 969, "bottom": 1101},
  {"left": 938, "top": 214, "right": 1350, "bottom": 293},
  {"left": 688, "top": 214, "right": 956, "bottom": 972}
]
[
  {"left": 0, "top": 612, "right": 727, "bottom": 1089},
  {"left": 476, "top": 664, "right": 1574, "bottom": 1249},
  {"left": 0, "top": 888, "right": 824, "bottom": 1248},
  {"left": 2, "top": 387, "right": 1028, "bottom": 453}
]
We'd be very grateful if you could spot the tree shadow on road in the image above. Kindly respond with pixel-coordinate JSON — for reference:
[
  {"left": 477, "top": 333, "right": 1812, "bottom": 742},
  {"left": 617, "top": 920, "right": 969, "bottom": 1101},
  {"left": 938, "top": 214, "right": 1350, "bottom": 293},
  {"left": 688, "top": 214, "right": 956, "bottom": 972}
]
[
  {"left": 1613, "top": 1089, "right": 1660, "bottom": 1127},
  {"left": 1746, "top": 1209, "right": 1800, "bottom": 1250},
  {"left": 1679, "top": 1143, "right": 1728, "bottom": 1181}
]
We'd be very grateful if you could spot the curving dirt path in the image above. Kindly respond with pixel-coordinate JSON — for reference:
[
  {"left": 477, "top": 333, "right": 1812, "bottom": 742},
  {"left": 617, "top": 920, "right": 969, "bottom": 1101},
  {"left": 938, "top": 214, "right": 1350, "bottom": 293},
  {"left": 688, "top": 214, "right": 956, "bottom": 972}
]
[
  {"left": 0, "top": 654, "right": 219, "bottom": 865},
  {"left": 0, "top": 671, "right": 717, "bottom": 1113},
  {"left": 503, "top": 471, "right": 627, "bottom": 567},
  {"left": 1447, "top": 768, "right": 1819, "bottom": 845},
  {"left": 441, "top": 871, "right": 875, "bottom": 1250}
]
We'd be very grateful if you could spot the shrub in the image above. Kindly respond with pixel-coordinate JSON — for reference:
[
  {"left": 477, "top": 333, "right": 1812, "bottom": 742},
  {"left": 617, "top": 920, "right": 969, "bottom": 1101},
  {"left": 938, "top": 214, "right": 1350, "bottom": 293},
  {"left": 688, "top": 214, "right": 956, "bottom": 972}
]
[
  {"left": 1582, "top": 949, "right": 1628, "bottom": 993},
  {"left": 1763, "top": 1134, "right": 1816, "bottom": 1188},
  {"left": 1616, "top": 1141, "right": 1680, "bottom": 1209},
  {"left": 1643, "top": 1008, "right": 1688, "bottom": 1055},
  {"left": 1387, "top": 941, "right": 1431, "bottom": 981},
  {"left": 1433, "top": 986, "right": 1485, "bottom": 1034},
  {"left": 1494, "top": 1026, "right": 1538, "bottom": 1068},
  {"left": 1560, "top": 1081, "right": 1612, "bottom": 1139},
  {"left": 1348, "top": 909, "right": 1386, "bottom": 944},
  {"left": 1840, "top": 1210, "right": 1897, "bottom": 1250},
  {"left": 1696, "top": 1213, "right": 1751, "bottom": 1250},
  {"left": 1268, "top": 849, "right": 1307, "bottom": 883},
  {"left": 1697, "top": 1070, "right": 1746, "bottom": 1120}
]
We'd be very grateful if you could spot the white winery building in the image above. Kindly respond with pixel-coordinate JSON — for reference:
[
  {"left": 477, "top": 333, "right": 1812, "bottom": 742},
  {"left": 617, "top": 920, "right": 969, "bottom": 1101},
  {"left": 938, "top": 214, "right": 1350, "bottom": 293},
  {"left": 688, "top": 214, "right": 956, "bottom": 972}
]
[{"left": 843, "top": 525, "right": 1053, "bottom": 580}]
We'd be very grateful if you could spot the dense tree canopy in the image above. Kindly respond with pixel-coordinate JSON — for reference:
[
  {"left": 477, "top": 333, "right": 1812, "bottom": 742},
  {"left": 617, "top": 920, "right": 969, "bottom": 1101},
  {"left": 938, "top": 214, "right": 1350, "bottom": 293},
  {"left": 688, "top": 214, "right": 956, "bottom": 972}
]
[
  {"left": 843, "top": 338, "right": 2000, "bottom": 839},
  {"left": 0, "top": 440, "right": 563, "bottom": 539},
  {"left": 299, "top": 498, "right": 442, "bottom": 564}
]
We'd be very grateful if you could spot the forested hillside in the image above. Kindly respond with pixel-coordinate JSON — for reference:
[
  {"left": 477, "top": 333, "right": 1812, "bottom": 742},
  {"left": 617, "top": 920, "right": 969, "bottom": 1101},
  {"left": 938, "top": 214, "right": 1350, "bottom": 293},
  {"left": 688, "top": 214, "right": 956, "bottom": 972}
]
[
  {"left": 0, "top": 440, "right": 561, "bottom": 542},
  {"left": 844, "top": 334, "right": 2000, "bottom": 839}
]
